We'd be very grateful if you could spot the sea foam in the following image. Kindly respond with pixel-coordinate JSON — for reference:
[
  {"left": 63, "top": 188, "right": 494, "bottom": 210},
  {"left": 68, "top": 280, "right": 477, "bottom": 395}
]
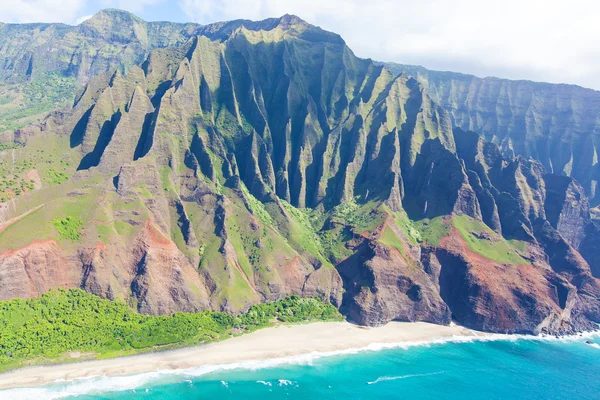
[
  {"left": 1, "top": 330, "right": 598, "bottom": 400},
  {"left": 367, "top": 371, "right": 446, "bottom": 384}
]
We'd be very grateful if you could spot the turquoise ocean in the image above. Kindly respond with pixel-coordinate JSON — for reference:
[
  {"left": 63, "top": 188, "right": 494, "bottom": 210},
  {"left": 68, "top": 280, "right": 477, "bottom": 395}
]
[{"left": 3, "top": 332, "right": 600, "bottom": 400}]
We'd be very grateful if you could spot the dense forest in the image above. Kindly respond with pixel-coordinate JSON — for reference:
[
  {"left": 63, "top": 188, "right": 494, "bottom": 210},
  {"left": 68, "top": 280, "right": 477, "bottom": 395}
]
[{"left": 0, "top": 289, "right": 341, "bottom": 371}]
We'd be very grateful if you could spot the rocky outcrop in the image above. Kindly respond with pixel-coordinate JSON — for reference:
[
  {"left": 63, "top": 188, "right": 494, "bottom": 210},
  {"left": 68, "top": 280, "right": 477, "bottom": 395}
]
[
  {"left": 338, "top": 240, "right": 451, "bottom": 326},
  {"left": 335, "top": 218, "right": 453, "bottom": 326}
]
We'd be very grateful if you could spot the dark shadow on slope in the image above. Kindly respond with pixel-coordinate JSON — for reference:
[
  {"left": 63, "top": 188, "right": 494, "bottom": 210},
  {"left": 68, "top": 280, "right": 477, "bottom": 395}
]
[
  {"left": 353, "top": 100, "right": 398, "bottom": 202},
  {"left": 335, "top": 241, "right": 374, "bottom": 321},
  {"left": 436, "top": 249, "right": 473, "bottom": 328},
  {"left": 190, "top": 132, "right": 216, "bottom": 181},
  {"left": 175, "top": 200, "right": 192, "bottom": 245},
  {"left": 77, "top": 110, "right": 122, "bottom": 170},
  {"left": 70, "top": 106, "right": 94, "bottom": 148},
  {"left": 150, "top": 80, "right": 172, "bottom": 108},
  {"left": 25, "top": 56, "right": 34, "bottom": 77},
  {"left": 133, "top": 112, "right": 155, "bottom": 160}
]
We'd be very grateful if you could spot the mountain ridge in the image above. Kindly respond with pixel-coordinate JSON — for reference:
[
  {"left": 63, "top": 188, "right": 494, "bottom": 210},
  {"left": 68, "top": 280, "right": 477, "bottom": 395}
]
[
  {"left": 384, "top": 62, "right": 600, "bottom": 207},
  {"left": 382, "top": 62, "right": 600, "bottom": 93},
  {"left": 0, "top": 10, "right": 599, "bottom": 336}
]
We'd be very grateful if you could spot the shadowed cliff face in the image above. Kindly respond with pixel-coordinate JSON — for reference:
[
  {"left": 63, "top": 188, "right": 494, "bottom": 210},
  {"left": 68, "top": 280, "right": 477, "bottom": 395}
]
[
  {"left": 0, "top": 11, "right": 599, "bottom": 334},
  {"left": 385, "top": 63, "right": 600, "bottom": 206}
]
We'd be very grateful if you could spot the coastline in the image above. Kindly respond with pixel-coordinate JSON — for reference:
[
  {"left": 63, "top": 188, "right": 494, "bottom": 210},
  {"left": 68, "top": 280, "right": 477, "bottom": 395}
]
[{"left": 0, "top": 321, "right": 482, "bottom": 390}]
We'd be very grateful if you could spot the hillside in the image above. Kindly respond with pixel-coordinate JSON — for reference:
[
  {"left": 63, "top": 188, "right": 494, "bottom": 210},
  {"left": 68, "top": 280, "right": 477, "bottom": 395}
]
[{"left": 0, "top": 10, "right": 599, "bottom": 336}]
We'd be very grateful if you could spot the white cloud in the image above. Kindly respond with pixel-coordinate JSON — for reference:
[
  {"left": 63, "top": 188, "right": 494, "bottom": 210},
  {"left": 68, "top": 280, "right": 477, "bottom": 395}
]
[
  {"left": 0, "top": 0, "right": 84, "bottom": 24},
  {"left": 179, "top": 0, "right": 600, "bottom": 90}
]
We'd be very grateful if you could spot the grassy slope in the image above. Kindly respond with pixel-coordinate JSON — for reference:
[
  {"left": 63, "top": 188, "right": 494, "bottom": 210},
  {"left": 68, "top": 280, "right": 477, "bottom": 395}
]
[
  {"left": 0, "top": 186, "right": 100, "bottom": 250},
  {"left": 0, "top": 171, "right": 151, "bottom": 252},
  {"left": 413, "top": 216, "right": 451, "bottom": 246},
  {"left": 379, "top": 225, "right": 406, "bottom": 256},
  {"left": 451, "top": 215, "right": 526, "bottom": 264},
  {"left": 0, "top": 133, "right": 77, "bottom": 203},
  {"left": 0, "top": 289, "right": 342, "bottom": 372},
  {"left": 407, "top": 214, "right": 527, "bottom": 264}
]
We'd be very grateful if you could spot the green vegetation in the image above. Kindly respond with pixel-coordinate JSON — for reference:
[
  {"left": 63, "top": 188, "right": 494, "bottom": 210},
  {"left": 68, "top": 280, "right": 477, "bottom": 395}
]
[
  {"left": 0, "top": 289, "right": 342, "bottom": 371},
  {"left": 52, "top": 216, "right": 84, "bottom": 241},
  {"left": 409, "top": 215, "right": 526, "bottom": 264},
  {"left": 316, "top": 199, "right": 387, "bottom": 262},
  {"left": 0, "top": 73, "right": 78, "bottom": 132},
  {"left": 392, "top": 210, "right": 422, "bottom": 244},
  {"left": 0, "top": 142, "right": 21, "bottom": 152},
  {"left": 508, "top": 239, "right": 528, "bottom": 252},
  {"left": 215, "top": 108, "right": 242, "bottom": 138},
  {"left": 414, "top": 216, "right": 451, "bottom": 246},
  {"left": 452, "top": 215, "right": 526, "bottom": 264},
  {"left": 45, "top": 168, "right": 69, "bottom": 185},
  {"left": 239, "top": 183, "right": 273, "bottom": 226},
  {"left": 319, "top": 225, "right": 353, "bottom": 262},
  {"left": 275, "top": 198, "right": 389, "bottom": 264},
  {"left": 0, "top": 134, "right": 74, "bottom": 202},
  {"left": 379, "top": 225, "right": 405, "bottom": 256},
  {"left": 281, "top": 200, "right": 332, "bottom": 266},
  {"left": 0, "top": 157, "right": 37, "bottom": 202},
  {"left": 331, "top": 198, "right": 385, "bottom": 233}
]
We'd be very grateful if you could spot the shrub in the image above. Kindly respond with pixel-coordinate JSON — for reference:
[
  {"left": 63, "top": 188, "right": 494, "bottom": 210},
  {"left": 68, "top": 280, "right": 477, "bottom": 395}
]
[{"left": 52, "top": 216, "right": 84, "bottom": 240}]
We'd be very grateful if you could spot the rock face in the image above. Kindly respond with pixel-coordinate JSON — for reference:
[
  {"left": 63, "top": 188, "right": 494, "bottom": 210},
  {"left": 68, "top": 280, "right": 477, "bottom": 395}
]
[
  {"left": 435, "top": 231, "right": 595, "bottom": 334},
  {"left": 0, "top": 241, "right": 79, "bottom": 300},
  {"left": 337, "top": 221, "right": 451, "bottom": 326},
  {"left": 385, "top": 63, "right": 600, "bottom": 206},
  {"left": 544, "top": 174, "right": 590, "bottom": 249},
  {"left": 0, "top": 11, "right": 599, "bottom": 334}
]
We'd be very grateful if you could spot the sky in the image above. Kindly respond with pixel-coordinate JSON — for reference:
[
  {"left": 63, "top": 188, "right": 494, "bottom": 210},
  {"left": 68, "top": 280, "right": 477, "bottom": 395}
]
[{"left": 1, "top": 0, "right": 598, "bottom": 90}]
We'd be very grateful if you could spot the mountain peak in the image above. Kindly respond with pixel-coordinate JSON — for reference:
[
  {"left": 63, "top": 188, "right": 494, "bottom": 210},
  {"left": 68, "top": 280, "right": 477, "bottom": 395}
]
[
  {"left": 272, "top": 14, "right": 344, "bottom": 44},
  {"left": 278, "top": 14, "right": 308, "bottom": 27},
  {"left": 81, "top": 8, "right": 144, "bottom": 27},
  {"left": 78, "top": 8, "right": 147, "bottom": 43}
]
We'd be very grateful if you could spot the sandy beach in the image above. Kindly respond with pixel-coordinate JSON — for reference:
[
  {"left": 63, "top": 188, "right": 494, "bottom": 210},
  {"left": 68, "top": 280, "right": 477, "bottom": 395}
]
[{"left": 0, "top": 321, "right": 483, "bottom": 390}]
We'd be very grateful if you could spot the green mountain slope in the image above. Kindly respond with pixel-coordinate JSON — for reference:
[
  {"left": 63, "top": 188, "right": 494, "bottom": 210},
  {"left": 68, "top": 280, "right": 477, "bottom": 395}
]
[{"left": 0, "top": 10, "right": 599, "bottom": 336}]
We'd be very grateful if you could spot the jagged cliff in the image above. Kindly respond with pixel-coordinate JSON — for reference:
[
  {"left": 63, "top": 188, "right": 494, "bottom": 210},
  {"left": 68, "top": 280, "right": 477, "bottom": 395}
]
[
  {"left": 385, "top": 63, "right": 600, "bottom": 206},
  {"left": 0, "top": 11, "right": 599, "bottom": 335}
]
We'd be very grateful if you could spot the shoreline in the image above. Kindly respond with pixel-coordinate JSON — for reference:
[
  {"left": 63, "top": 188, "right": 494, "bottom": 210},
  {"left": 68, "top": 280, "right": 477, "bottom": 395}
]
[
  {"left": 0, "top": 321, "right": 596, "bottom": 393},
  {"left": 0, "top": 321, "right": 481, "bottom": 391}
]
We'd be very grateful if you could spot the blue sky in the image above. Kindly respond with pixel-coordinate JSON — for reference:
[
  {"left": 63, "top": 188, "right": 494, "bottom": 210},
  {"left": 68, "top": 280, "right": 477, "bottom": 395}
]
[{"left": 2, "top": 0, "right": 599, "bottom": 90}]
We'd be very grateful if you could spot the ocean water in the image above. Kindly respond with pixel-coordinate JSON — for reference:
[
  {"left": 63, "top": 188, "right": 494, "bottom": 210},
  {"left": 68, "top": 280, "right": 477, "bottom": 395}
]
[{"left": 3, "top": 333, "right": 600, "bottom": 400}]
